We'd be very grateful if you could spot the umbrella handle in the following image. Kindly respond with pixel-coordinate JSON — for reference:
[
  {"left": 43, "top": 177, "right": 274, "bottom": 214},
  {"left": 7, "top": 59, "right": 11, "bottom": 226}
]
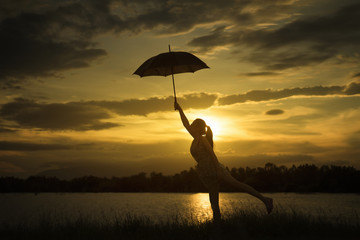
[
  {"left": 169, "top": 44, "right": 177, "bottom": 110},
  {"left": 171, "top": 72, "right": 177, "bottom": 110}
]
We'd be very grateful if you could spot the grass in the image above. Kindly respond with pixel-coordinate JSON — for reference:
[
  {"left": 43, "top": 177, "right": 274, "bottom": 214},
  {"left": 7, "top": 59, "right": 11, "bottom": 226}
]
[{"left": 1, "top": 208, "right": 359, "bottom": 240}]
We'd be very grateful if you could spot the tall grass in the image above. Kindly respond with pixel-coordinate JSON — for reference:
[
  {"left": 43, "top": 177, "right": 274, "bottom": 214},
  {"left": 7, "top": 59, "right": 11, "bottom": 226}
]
[{"left": 1, "top": 207, "right": 359, "bottom": 240}]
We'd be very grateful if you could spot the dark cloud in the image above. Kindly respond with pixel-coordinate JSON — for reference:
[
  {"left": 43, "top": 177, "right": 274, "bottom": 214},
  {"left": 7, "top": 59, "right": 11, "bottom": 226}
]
[
  {"left": 2, "top": 0, "right": 357, "bottom": 89},
  {"left": 124, "top": 0, "right": 248, "bottom": 34},
  {"left": 0, "top": 139, "right": 192, "bottom": 178},
  {"left": 0, "top": 82, "right": 359, "bottom": 131},
  {"left": 92, "top": 92, "right": 217, "bottom": 115},
  {"left": 265, "top": 109, "right": 284, "bottom": 115},
  {"left": 353, "top": 73, "right": 360, "bottom": 78},
  {"left": 0, "top": 123, "right": 16, "bottom": 133},
  {"left": 0, "top": 0, "right": 123, "bottom": 87},
  {"left": 34, "top": 155, "right": 194, "bottom": 179},
  {"left": 246, "top": 48, "right": 335, "bottom": 71},
  {"left": 189, "top": 2, "right": 360, "bottom": 70},
  {"left": 0, "top": 98, "right": 120, "bottom": 131},
  {"left": 187, "top": 0, "right": 302, "bottom": 50},
  {"left": 0, "top": 0, "right": 248, "bottom": 88},
  {"left": 0, "top": 141, "right": 71, "bottom": 151},
  {"left": 1, "top": 0, "right": 299, "bottom": 88},
  {"left": 218, "top": 82, "right": 359, "bottom": 105},
  {"left": 0, "top": 93, "right": 216, "bottom": 131},
  {"left": 188, "top": 25, "right": 235, "bottom": 52},
  {"left": 243, "top": 3, "right": 360, "bottom": 50},
  {"left": 243, "top": 72, "right": 280, "bottom": 77},
  {"left": 344, "top": 82, "right": 360, "bottom": 95},
  {"left": 0, "top": 128, "right": 16, "bottom": 133},
  {"left": 243, "top": 3, "right": 360, "bottom": 70},
  {"left": 0, "top": 161, "right": 25, "bottom": 174}
]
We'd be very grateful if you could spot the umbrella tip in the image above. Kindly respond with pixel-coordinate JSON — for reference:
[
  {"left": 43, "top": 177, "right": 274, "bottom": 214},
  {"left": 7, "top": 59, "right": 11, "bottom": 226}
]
[{"left": 168, "top": 44, "right": 171, "bottom": 52}]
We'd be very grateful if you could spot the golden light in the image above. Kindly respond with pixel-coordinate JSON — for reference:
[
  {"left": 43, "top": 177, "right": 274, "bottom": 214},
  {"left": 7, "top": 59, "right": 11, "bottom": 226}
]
[
  {"left": 179, "top": 109, "right": 244, "bottom": 142},
  {"left": 199, "top": 116, "right": 224, "bottom": 140},
  {"left": 190, "top": 193, "right": 212, "bottom": 222}
]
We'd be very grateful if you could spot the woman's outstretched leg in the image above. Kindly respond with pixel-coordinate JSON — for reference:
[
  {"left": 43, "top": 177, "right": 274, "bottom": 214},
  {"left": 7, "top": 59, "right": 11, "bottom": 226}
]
[
  {"left": 209, "top": 186, "right": 221, "bottom": 222},
  {"left": 221, "top": 170, "right": 273, "bottom": 214}
]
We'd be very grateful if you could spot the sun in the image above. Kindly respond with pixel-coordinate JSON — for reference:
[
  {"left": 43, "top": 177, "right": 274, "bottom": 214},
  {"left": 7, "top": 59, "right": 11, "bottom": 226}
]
[{"left": 200, "top": 116, "right": 223, "bottom": 139}]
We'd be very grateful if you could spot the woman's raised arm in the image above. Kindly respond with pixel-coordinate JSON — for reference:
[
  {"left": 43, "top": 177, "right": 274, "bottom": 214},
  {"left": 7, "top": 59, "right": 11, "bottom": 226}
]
[{"left": 175, "top": 102, "right": 195, "bottom": 137}]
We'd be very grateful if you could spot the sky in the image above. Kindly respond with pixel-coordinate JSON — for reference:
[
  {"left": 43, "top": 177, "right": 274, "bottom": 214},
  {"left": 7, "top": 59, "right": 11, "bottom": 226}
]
[{"left": 0, "top": 0, "right": 359, "bottom": 179}]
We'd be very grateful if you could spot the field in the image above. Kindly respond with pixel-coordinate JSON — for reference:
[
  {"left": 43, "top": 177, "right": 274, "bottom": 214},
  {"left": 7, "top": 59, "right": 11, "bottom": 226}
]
[{"left": 1, "top": 207, "right": 359, "bottom": 240}]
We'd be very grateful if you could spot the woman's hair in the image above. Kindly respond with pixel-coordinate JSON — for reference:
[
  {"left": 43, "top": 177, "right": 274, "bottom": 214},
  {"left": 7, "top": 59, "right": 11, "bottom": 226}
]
[
  {"left": 206, "top": 125, "right": 213, "bottom": 148},
  {"left": 191, "top": 118, "right": 213, "bottom": 148}
]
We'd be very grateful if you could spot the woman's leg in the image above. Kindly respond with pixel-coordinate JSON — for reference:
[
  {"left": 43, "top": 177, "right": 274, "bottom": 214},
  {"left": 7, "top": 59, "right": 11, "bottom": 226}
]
[
  {"left": 208, "top": 185, "right": 221, "bottom": 222},
  {"left": 220, "top": 170, "right": 273, "bottom": 213}
]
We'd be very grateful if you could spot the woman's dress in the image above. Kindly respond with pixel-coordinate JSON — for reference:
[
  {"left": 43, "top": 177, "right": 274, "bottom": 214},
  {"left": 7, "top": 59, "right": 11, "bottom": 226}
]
[{"left": 190, "top": 137, "right": 230, "bottom": 190}]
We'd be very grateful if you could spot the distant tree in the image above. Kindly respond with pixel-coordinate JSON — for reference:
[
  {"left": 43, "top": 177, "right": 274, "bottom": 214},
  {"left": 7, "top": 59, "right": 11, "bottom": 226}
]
[{"left": 0, "top": 163, "right": 359, "bottom": 193}]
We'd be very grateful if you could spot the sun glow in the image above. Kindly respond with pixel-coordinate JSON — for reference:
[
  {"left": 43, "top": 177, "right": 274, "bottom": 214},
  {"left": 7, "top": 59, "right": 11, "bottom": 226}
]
[{"left": 200, "top": 116, "right": 224, "bottom": 140}]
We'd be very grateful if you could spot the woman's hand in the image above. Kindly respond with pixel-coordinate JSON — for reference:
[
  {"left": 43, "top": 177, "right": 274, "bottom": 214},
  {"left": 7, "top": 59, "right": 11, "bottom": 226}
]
[{"left": 174, "top": 102, "right": 181, "bottom": 111}]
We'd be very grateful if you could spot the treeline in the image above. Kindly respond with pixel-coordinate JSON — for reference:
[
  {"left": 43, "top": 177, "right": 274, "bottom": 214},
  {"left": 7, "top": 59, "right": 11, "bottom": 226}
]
[{"left": 1, "top": 163, "right": 359, "bottom": 193}]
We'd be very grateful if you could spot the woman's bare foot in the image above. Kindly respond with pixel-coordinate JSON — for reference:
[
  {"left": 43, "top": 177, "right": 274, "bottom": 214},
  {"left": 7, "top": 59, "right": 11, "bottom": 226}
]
[{"left": 264, "top": 197, "right": 273, "bottom": 214}]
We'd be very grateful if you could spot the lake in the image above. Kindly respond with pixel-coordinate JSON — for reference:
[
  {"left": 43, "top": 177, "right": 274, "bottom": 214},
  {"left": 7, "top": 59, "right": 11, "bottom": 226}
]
[{"left": 0, "top": 193, "right": 359, "bottom": 226}]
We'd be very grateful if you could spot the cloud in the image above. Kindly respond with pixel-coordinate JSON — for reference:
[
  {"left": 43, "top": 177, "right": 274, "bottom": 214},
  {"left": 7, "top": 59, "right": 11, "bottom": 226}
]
[
  {"left": 344, "top": 82, "right": 360, "bottom": 95},
  {"left": 0, "top": 0, "right": 305, "bottom": 88},
  {"left": 0, "top": 93, "right": 216, "bottom": 131},
  {"left": 353, "top": 73, "right": 360, "bottom": 78},
  {"left": 1, "top": 82, "right": 359, "bottom": 131},
  {"left": 0, "top": 1, "right": 122, "bottom": 88},
  {"left": 0, "top": 0, "right": 247, "bottom": 88},
  {"left": 0, "top": 98, "right": 120, "bottom": 131},
  {"left": 265, "top": 109, "right": 284, "bottom": 115},
  {"left": 242, "top": 72, "right": 280, "bottom": 77},
  {"left": 0, "top": 126, "right": 16, "bottom": 133},
  {"left": 0, "top": 141, "right": 72, "bottom": 151},
  {"left": 0, "top": 139, "right": 193, "bottom": 178},
  {"left": 242, "top": 3, "right": 360, "bottom": 50},
  {"left": 129, "top": 0, "right": 360, "bottom": 73},
  {"left": 0, "top": 161, "right": 25, "bottom": 173},
  {"left": 218, "top": 82, "right": 360, "bottom": 105},
  {"left": 123, "top": 0, "right": 250, "bottom": 35},
  {"left": 34, "top": 155, "right": 195, "bottom": 179},
  {"left": 189, "top": 2, "right": 360, "bottom": 70},
  {"left": 2, "top": 0, "right": 358, "bottom": 90},
  {"left": 188, "top": 25, "right": 234, "bottom": 52},
  {"left": 92, "top": 92, "right": 217, "bottom": 116},
  {"left": 243, "top": 3, "right": 360, "bottom": 70}
]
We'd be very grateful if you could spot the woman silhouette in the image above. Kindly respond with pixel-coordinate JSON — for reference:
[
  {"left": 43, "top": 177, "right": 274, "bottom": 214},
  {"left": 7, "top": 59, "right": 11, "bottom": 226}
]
[{"left": 175, "top": 102, "right": 273, "bottom": 221}]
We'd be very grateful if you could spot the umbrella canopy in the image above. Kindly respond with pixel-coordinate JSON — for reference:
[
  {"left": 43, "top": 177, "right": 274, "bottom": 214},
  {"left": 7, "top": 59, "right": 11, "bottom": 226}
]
[
  {"left": 133, "top": 51, "right": 209, "bottom": 77},
  {"left": 133, "top": 46, "right": 209, "bottom": 106}
]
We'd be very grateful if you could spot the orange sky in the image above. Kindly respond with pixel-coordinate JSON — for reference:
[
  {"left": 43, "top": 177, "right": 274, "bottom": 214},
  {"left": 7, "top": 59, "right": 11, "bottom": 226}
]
[{"left": 0, "top": 0, "right": 359, "bottom": 178}]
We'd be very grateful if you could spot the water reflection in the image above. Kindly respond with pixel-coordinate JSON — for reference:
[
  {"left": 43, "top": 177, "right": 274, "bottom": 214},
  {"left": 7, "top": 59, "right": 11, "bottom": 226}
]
[
  {"left": 0, "top": 193, "right": 359, "bottom": 226},
  {"left": 190, "top": 193, "right": 212, "bottom": 221}
]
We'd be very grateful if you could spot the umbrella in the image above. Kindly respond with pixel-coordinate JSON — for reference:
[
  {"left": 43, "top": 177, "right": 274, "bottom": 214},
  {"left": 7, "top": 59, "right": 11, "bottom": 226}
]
[{"left": 133, "top": 45, "right": 209, "bottom": 106}]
